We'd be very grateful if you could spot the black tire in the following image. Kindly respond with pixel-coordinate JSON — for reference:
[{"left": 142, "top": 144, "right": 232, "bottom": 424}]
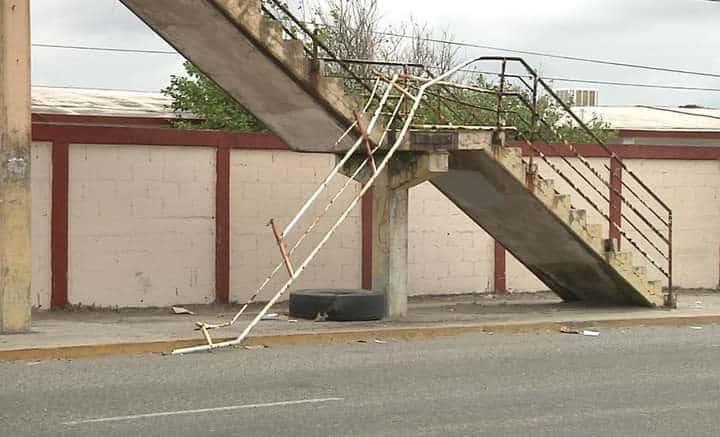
[{"left": 289, "top": 289, "right": 385, "bottom": 321}]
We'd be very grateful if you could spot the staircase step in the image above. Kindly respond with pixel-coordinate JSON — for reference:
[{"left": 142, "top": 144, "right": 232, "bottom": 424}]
[
  {"left": 607, "top": 250, "right": 633, "bottom": 271},
  {"left": 648, "top": 280, "right": 664, "bottom": 296},
  {"left": 504, "top": 146, "right": 523, "bottom": 160},
  {"left": 535, "top": 178, "right": 555, "bottom": 206},
  {"left": 603, "top": 238, "right": 620, "bottom": 252},
  {"left": 633, "top": 265, "right": 648, "bottom": 282},
  {"left": 282, "top": 39, "right": 308, "bottom": 76},
  {"left": 497, "top": 148, "right": 524, "bottom": 181},
  {"left": 321, "top": 76, "right": 346, "bottom": 95},
  {"left": 569, "top": 209, "right": 587, "bottom": 231},
  {"left": 260, "top": 16, "right": 284, "bottom": 42},
  {"left": 218, "top": 0, "right": 262, "bottom": 33},
  {"left": 552, "top": 194, "right": 571, "bottom": 218}
]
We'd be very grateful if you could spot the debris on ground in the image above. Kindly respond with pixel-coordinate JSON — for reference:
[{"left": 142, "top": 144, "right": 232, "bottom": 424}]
[
  {"left": 243, "top": 344, "right": 269, "bottom": 350},
  {"left": 260, "top": 313, "right": 283, "bottom": 321},
  {"left": 560, "top": 326, "right": 600, "bottom": 336},
  {"left": 373, "top": 339, "right": 388, "bottom": 344},
  {"left": 693, "top": 301, "right": 704, "bottom": 309},
  {"left": 171, "top": 306, "right": 195, "bottom": 315},
  {"left": 313, "top": 312, "right": 329, "bottom": 322},
  {"left": 690, "top": 326, "right": 703, "bottom": 330}
]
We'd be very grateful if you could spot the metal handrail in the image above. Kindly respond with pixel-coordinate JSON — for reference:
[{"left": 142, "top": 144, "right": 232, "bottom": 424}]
[
  {"left": 254, "top": 2, "right": 673, "bottom": 298},
  {"left": 372, "top": 57, "right": 672, "bottom": 296}
]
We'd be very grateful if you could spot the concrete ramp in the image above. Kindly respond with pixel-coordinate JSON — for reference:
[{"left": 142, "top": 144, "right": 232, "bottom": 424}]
[
  {"left": 432, "top": 147, "right": 664, "bottom": 306},
  {"left": 120, "top": 0, "right": 358, "bottom": 152}
]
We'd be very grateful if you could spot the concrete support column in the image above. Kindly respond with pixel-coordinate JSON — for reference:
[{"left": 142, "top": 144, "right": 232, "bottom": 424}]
[
  {"left": 343, "top": 152, "right": 448, "bottom": 320},
  {"left": 371, "top": 170, "right": 409, "bottom": 319},
  {"left": 0, "top": 0, "right": 32, "bottom": 333}
]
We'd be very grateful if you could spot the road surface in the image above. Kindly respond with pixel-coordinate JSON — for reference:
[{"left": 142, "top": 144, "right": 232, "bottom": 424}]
[{"left": 2, "top": 325, "right": 720, "bottom": 436}]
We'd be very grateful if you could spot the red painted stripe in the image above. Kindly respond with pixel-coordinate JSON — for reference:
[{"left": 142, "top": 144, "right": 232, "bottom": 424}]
[
  {"left": 514, "top": 142, "right": 720, "bottom": 160},
  {"left": 215, "top": 146, "right": 231, "bottom": 304},
  {"left": 619, "top": 129, "right": 720, "bottom": 140},
  {"left": 32, "top": 123, "right": 288, "bottom": 150},
  {"left": 494, "top": 241, "right": 507, "bottom": 294},
  {"left": 361, "top": 188, "right": 373, "bottom": 290},
  {"left": 609, "top": 158, "right": 623, "bottom": 246},
  {"left": 51, "top": 142, "right": 69, "bottom": 308},
  {"left": 609, "top": 144, "right": 720, "bottom": 160}
]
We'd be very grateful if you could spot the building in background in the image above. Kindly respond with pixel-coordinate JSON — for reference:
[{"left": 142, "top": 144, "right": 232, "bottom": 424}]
[
  {"left": 557, "top": 88, "right": 599, "bottom": 107},
  {"left": 573, "top": 104, "right": 720, "bottom": 146}
]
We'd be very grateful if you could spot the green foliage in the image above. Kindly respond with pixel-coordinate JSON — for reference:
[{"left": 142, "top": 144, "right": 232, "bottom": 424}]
[
  {"left": 413, "top": 75, "right": 616, "bottom": 143},
  {"left": 162, "top": 62, "right": 264, "bottom": 132}
]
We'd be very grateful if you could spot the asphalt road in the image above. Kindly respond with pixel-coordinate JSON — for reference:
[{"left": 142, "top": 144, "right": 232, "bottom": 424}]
[{"left": 2, "top": 325, "right": 720, "bottom": 436}]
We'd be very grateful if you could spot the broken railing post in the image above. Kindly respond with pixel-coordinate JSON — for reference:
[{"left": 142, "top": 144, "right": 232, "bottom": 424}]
[{"left": 269, "top": 219, "right": 295, "bottom": 277}]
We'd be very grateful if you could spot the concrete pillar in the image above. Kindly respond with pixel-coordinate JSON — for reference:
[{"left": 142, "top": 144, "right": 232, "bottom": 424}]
[
  {"left": 344, "top": 152, "right": 448, "bottom": 319},
  {"left": 0, "top": 0, "right": 32, "bottom": 333},
  {"left": 371, "top": 170, "right": 409, "bottom": 319}
]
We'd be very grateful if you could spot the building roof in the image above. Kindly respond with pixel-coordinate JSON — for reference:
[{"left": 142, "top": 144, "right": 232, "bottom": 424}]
[
  {"left": 573, "top": 105, "right": 720, "bottom": 132},
  {"left": 31, "top": 86, "right": 187, "bottom": 119},
  {"left": 31, "top": 87, "right": 720, "bottom": 133}
]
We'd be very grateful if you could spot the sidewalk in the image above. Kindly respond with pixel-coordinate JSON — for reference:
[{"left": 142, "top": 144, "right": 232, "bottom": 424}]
[{"left": 1, "top": 291, "right": 719, "bottom": 361}]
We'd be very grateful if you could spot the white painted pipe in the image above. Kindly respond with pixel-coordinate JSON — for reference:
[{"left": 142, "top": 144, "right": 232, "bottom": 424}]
[{"left": 173, "top": 60, "right": 481, "bottom": 354}]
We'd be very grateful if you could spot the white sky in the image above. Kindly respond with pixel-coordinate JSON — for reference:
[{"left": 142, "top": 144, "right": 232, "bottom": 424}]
[{"left": 30, "top": 0, "right": 720, "bottom": 107}]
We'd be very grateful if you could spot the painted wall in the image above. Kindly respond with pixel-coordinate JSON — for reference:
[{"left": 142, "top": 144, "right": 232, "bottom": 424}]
[
  {"left": 408, "top": 182, "right": 495, "bottom": 295},
  {"left": 67, "top": 144, "right": 216, "bottom": 307},
  {"left": 30, "top": 140, "right": 720, "bottom": 309},
  {"left": 31, "top": 142, "right": 52, "bottom": 309},
  {"left": 229, "top": 150, "right": 362, "bottom": 303},
  {"left": 624, "top": 159, "right": 720, "bottom": 288}
]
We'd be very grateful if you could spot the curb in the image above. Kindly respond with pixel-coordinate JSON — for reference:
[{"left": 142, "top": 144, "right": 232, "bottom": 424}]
[{"left": 2, "top": 313, "right": 720, "bottom": 362}]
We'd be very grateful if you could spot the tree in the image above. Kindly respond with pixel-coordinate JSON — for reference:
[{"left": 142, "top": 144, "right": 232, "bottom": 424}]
[{"left": 163, "top": 62, "right": 264, "bottom": 132}]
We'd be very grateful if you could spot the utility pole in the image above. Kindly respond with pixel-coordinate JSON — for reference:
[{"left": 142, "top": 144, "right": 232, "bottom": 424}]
[{"left": 0, "top": 0, "right": 32, "bottom": 333}]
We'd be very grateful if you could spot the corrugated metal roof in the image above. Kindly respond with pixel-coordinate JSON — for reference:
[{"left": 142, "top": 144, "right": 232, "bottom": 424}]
[
  {"left": 31, "top": 87, "right": 720, "bottom": 132},
  {"left": 31, "top": 86, "right": 187, "bottom": 118},
  {"left": 573, "top": 105, "right": 720, "bottom": 131}
]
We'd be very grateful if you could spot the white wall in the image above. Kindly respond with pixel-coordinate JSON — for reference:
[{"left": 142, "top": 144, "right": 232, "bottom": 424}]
[
  {"left": 409, "top": 182, "right": 495, "bottom": 295},
  {"left": 67, "top": 144, "right": 216, "bottom": 307},
  {"left": 624, "top": 159, "right": 720, "bottom": 288},
  {"left": 229, "top": 150, "right": 362, "bottom": 303},
  {"left": 30, "top": 145, "right": 720, "bottom": 309},
  {"left": 31, "top": 142, "right": 52, "bottom": 309}
]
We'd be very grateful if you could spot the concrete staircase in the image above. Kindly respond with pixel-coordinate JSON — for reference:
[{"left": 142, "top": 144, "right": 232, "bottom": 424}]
[
  {"left": 120, "top": 0, "right": 362, "bottom": 152},
  {"left": 121, "top": 0, "right": 668, "bottom": 307},
  {"left": 431, "top": 142, "right": 664, "bottom": 306}
]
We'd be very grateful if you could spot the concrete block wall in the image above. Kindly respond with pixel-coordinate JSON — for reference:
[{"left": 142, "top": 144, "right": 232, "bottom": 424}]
[
  {"left": 28, "top": 142, "right": 720, "bottom": 309},
  {"left": 67, "top": 145, "right": 216, "bottom": 307},
  {"left": 409, "top": 182, "right": 495, "bottom": 295},
  {"left": 229, "top": 150, "right": 362, "bottom": 303},
  {"left": 624, "top": 159, "right": 720, "bottom": 288}
]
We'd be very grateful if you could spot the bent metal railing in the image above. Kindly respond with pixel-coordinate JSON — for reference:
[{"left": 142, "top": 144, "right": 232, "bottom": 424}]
[
  {"left": 175, "top": 6, "right": 673, "bottom": 354},
  {"left": 173, "top": 58, "right": 492, "bottom": 354},
  {"left": 175, "top": 60, "right": 673, "bottom": 355}
]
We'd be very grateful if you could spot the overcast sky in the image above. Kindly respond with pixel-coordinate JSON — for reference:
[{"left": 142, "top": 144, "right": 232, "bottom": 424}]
[{"left": 31, "top": 0, "right": 720, "bottom": 107}]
